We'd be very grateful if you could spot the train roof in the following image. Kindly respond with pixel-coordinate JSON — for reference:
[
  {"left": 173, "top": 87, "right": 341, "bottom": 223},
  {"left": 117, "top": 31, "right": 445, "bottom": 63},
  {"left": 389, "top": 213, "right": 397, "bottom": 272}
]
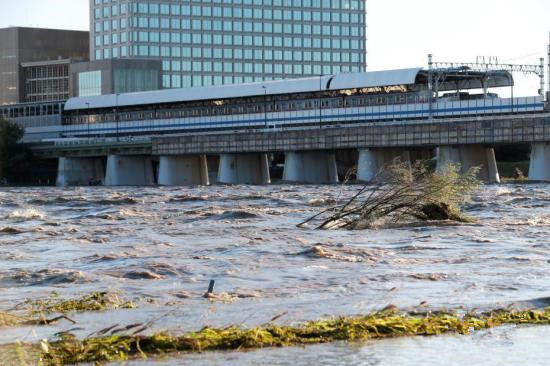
[{"left": 64, "top": 67, "right": 513, "bottom": 111}]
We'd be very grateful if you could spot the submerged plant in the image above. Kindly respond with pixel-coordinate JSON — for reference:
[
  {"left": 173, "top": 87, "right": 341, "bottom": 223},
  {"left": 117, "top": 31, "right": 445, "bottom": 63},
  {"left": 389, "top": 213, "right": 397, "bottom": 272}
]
[
  {"left": 300, "top": 161, "right": 480, "bottom": 230},
  {"left": 25, "top": 307, "right": 550, "bottom": 365}
]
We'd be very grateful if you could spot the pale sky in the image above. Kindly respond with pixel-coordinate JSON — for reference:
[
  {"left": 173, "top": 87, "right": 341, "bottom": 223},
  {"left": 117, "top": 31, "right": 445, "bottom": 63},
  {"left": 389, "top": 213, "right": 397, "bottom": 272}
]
[{"left": 0, "top": 0, "right": 548, "bottom": 95}]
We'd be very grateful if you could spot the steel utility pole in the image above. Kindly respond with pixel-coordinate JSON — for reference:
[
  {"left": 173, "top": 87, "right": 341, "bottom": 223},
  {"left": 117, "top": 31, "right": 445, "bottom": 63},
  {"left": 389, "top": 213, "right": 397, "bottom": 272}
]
[
  {"left": 540, "top": 57, "right": 545, "bottom": 98},
  {"left": 428, "top": 54, "right": 433, "bottom": 120},
  {"left": 547, "top": 31, "right": 550, "bottom": 101},
  {"left": 115, "top": 93, "right": 120, "bottom": 142},
  {"left": 319, "top": 74, "right": 322, "bottom": 127},
  {"left": 262, "top": 85, "right": 267, "bottom": 128},
  {"left": 85, "top": 102, "right": 90, "bottom": 139}
]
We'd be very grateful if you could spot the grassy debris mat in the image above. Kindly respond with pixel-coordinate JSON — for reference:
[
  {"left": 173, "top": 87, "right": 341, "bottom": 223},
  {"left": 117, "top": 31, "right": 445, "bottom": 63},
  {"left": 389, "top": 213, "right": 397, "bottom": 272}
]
[
  {"left": 27, "top": 307, "right": 550, "bottom": 365},
  {"left": 0, "top": 292, "right": 137, "bottom": 328},
  {"left": 24, "top": 291, "right": 136, "bottom": 315},
  {"left": 0, "top": 342, "right": 43, "bottom": 366},
  {"left": 0, "top": 311, "right": 34, "bottom": 327}
]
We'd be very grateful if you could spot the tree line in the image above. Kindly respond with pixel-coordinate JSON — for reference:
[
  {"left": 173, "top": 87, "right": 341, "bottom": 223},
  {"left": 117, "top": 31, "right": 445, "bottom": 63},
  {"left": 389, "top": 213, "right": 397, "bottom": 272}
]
[{"left": 0, "top": 117, "right": 34, "bottom": 185}]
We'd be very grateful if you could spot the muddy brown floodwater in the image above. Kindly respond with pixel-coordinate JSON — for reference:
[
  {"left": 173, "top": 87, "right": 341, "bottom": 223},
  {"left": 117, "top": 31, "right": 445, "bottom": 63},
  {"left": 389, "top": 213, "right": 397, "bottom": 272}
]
[{"left": 1, "top": 184, "right": 550, "bottom": 365}]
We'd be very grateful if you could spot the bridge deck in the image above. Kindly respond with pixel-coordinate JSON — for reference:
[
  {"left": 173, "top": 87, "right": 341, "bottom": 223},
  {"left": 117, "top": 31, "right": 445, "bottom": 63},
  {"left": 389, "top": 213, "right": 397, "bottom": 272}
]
[
  {"left": 30, "top": 113, "right": 550, "bottom": 158},
  {"left": 153, "top": 113, "right": 550, "bottom": 155}
]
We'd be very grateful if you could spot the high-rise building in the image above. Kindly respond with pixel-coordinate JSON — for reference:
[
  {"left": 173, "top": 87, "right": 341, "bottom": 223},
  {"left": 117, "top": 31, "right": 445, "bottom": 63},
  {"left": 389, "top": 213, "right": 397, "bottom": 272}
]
[
  {"left": 0, "top": 27, "right": 89, "bottom": 105},
  {"left": 89, "top": 0, "right": 367, "bottom": 89}
]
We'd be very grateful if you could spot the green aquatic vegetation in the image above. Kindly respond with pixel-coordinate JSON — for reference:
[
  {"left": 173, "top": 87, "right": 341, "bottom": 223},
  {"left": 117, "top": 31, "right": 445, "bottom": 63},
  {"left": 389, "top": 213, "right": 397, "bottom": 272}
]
[
  {"left": 34, "top": 307, "right": 550, "bottom": 365},
  {"left": 25, "top": 292, "right": 136, "bottom": 315}
]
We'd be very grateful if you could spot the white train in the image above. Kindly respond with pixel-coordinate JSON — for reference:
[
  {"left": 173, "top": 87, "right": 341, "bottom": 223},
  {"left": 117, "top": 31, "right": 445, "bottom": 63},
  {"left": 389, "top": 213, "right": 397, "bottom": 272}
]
[{"left": 20, "top": 68, "right": 546, "bottom": 142}]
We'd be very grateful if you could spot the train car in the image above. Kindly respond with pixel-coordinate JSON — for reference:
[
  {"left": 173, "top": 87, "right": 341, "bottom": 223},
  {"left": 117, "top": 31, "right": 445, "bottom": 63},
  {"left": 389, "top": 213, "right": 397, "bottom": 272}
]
[{"left": 57, "top": 68, "right": 544, "bottom": 140}]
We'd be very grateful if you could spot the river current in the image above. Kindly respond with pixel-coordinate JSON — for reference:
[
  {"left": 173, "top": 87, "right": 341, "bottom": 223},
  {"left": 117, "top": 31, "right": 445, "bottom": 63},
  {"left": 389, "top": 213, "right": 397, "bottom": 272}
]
[{"left": 0, "top": 184, "right": 549, "bottom": 365}]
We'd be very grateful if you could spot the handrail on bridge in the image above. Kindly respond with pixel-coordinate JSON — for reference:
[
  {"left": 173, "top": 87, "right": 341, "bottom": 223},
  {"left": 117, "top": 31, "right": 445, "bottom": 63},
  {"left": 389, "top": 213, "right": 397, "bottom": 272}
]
[{"left": 50, "top": 136, "right": 152, "bottom": 147}]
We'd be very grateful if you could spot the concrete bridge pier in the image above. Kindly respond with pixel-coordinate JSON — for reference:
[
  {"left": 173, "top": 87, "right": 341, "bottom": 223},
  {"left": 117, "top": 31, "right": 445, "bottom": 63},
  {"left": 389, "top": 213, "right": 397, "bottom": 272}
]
[
  {"left": 158, "top": 155, "right": 209, "bottom": 186},
  {"left": 218, "top": 153, "right": 271, "bottom": 185},
  {"left": 436, "top": 146, "right": 500, "bottom": 183},
  {"left": 56, "top": 157, "right": 105, "bottom": 186},
  {"left": 356, "top": 148, "right": 411, "bottom": 183},
  {"left": 528, "top": 143, "right": 550, "bottom": 181},
  {"left": 282, "top": 151, "right": 339, "bottom": 184},
  {"left": 207, "top": 155, "right": 220, "bottom": 184},
  {"left": 105, "top": 155, "right": 155, "bottom": 186}
]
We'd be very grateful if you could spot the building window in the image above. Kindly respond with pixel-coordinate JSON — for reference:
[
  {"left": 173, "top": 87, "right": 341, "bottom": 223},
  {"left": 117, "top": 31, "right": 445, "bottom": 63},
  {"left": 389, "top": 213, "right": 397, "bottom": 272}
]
[{"left": 78, "top": 71, "right": 102, "bottom": 97}]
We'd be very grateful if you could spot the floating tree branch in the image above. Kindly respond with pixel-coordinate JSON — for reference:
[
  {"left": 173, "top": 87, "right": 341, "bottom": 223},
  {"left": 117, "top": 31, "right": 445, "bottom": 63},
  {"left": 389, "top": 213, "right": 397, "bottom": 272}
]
[{"left": 299, "top": 161, "right": 480, "bottom": 230}]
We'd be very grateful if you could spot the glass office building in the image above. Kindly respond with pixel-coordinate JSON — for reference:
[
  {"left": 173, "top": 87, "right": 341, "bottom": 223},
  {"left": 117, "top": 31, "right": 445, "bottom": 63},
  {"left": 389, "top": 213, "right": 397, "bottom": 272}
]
[{"left": 90, "top": 0, "right": 366, "bottom": 88}]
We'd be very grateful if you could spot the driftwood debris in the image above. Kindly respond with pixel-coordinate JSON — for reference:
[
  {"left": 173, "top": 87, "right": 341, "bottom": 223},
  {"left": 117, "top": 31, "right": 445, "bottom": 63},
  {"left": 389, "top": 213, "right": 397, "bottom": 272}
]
[{"left": 299, "top": 161, "right": 480, "bottom": 230}]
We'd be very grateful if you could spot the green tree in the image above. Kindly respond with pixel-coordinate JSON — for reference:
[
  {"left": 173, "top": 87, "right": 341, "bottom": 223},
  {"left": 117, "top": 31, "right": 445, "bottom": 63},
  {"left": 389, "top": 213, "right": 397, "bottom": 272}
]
[{"left": 0, "top": 117, "right": 33, "bottom": 184}]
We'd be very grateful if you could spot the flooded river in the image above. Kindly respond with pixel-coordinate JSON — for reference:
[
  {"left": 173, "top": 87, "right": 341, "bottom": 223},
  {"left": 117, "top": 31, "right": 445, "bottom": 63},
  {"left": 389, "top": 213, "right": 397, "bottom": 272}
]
[{"left": 0, "top": 184, "right": 549, "bottom": 365}]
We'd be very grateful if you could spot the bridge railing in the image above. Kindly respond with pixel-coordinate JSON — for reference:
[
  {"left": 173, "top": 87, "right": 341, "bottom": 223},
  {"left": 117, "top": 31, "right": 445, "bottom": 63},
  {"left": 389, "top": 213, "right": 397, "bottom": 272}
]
[{"left": 48, "top": 136, "right": 152, "bottom": 147}]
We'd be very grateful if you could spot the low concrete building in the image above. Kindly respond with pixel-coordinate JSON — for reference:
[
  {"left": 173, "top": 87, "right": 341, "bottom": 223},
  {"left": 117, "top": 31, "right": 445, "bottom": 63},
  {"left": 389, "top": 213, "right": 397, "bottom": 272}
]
[{"left": 69, "top": 59, "right": 162, "bottom": 97}]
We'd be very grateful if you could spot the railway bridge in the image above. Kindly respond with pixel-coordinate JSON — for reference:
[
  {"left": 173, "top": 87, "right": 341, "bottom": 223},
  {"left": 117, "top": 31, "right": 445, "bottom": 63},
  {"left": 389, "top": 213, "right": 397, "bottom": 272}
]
[
  {"left": 20, "top": 66, "right": 550, "bottom": 186},
  {"left": 32, "top": 109, "right": 550, "bottom": 186}
]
